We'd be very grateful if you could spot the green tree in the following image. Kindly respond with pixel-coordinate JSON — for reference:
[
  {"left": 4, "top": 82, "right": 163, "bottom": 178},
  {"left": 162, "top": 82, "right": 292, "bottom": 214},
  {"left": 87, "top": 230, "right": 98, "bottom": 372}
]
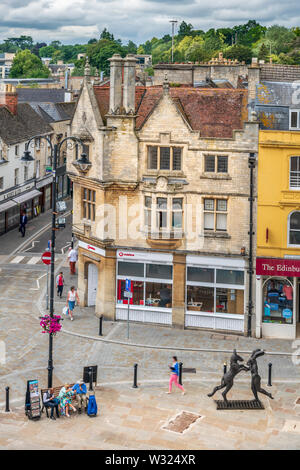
[
  {"left": 10, "top": 49, "right": 50, "bottom": 78},
  {"left": 100, "top": 28, "right": 114, "bottom": 41},
  {"left": 223, "top": 44, "right": 253, "bottom": 63},
  {"left": 178, "top": 21, "right": 194, "bottom": 38},
  {"left": 87, "top": 38, "right": 125, "bottom": 75},
  {"left": 258, "top": 43, "right": 269, "bottom": 62},
  {"left": 6, "top": 35, "right": 33, "bottom": 50},
  {"left": 126, "top": 40, "right": 137, "bottom": 54}
]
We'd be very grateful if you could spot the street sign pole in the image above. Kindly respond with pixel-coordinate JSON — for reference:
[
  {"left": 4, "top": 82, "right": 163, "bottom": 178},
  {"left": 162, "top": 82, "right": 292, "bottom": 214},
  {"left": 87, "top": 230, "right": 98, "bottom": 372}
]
[
  {"left": 46, "top": 264, "right": 49, "bottom": 310},
  {"left": 41, "top": 251, "right": 51, "bottom": 310},
  {"left": 127, "top": 299, "right": 130, "bottom": 340},
  {"left": 125, "top": 279, "right": 132, "bottom": 340}
]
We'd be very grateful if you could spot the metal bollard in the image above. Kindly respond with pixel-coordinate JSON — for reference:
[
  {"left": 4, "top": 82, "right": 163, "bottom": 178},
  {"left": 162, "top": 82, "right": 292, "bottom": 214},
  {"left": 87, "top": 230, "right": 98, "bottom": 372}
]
[
  {"left": 5, "top": 387, "right": 10, "bottom": 412},
  {"left": 89, "top": 368, "right": 93, "bottom": 391},
  {"left": 133, "top": 364, "right": 138, "bottom": 388},
  {"left": 268, "top": 363, "right": 272, "bottom": 387},
  {"left": 179, "top": 362, "right": 183, "bottom": 386},
  {"left": 99, "top": 315, "right": 103, "bottom": 336},
  {"left": 223, "top": 362, "right": 227, "bottom": 374}
]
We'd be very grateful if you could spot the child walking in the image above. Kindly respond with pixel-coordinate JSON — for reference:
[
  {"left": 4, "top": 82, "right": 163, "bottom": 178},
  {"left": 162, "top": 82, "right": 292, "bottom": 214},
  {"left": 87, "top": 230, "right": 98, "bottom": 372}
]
[{"left": 166, "top": 356, "right": 186, "bottom": 395}]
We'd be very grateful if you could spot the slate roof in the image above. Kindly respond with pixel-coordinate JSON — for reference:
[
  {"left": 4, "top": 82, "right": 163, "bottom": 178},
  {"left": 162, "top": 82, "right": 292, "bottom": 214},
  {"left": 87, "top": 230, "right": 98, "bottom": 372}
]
[
  {"left": 93, "top": 85, "right": 248, "bottom": 138},
  {"left": 17, "top": 88, "right": 66, "bottom": 103},
  {"left": 0, "top": 103, "right": 53, "bottom": 145},
  {"left": 261, "top": 64, "right": 300, "bottom": 82},
  {"left": 256, "top": 81, "right": 299, "bottom": 108},
  {"left": 30, "top": 102, "right": 75, "bottom": 123}
]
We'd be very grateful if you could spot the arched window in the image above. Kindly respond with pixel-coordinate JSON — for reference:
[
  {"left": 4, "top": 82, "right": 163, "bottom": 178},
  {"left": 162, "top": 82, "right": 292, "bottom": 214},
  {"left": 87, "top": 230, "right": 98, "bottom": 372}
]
[{"left": 288, "top": 211, "right": 300, "bottom": 245}]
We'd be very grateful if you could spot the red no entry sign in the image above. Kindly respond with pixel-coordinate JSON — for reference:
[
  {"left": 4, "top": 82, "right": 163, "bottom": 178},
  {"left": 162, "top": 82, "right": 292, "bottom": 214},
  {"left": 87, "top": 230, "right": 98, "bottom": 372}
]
[{"left": 41, "top": 251, "right": 51, "bottom": 265}]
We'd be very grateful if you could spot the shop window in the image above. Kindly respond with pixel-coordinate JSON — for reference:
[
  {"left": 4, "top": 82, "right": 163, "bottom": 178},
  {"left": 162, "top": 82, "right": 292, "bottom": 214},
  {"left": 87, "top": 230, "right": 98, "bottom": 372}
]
[
  {"left": 204, "top": 198, "right": 227, "bottom": 232},
  {"left": 263, "top": 278, "right": 293, "bottom": 324},
  {"left": 289, "top": 211, "right": 300, "bottom": 245},
  {"left": 290, "top": 156, "right": 300, "bottom": 189},
  {"left": 216, "top": 269, "right": 244, "bottom": 285},
  {"left": 145, "top": 282, "right": 172, "bottom": 308},
  {"left": 187, "top": 267, "right": 214, "bottom": 283},
  {"left": 82, "top": 188, "right": 95, "bottom": 221},
  {"left": 204, "top": 155, "right": 228, "bottom": 173},
  {"left": 187, "top": 286, "right": 214, "bottom": 312},
  {"left": 117, "top": 279, "right": 144, "bottom": 306},
  {"left": 146, "top": 263, "right": 172, "bottom": 280},
  {"left": 117, "top": 261, "right": 144, "bottom": 278},
  {"left": 216, "top": 288, "right": 244, "bottom": 314}
]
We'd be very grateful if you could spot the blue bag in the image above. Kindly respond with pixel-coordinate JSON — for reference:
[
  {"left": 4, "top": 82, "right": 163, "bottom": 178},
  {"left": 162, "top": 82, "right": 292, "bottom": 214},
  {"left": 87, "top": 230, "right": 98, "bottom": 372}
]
[{"left": 87, "top": 394, "right": 98, "bottom": 417}]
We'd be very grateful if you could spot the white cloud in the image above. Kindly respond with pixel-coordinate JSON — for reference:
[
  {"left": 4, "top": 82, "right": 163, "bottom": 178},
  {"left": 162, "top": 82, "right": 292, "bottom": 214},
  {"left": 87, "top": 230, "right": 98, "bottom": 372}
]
[{"left": 0, "top": 0, "right": 298, "bottom": 44}]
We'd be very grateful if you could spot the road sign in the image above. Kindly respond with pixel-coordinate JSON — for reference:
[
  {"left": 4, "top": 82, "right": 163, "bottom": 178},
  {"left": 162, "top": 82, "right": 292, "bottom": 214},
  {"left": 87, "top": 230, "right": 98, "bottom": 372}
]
[
  {"left": 125, "top": 279, "right": 131, "bottom": 291},
  {"left": 41, "top": 251, "right": 51, "bottom": 265},
  {"left": 124, "top": 291, "right": 133, "bottom": 298}
]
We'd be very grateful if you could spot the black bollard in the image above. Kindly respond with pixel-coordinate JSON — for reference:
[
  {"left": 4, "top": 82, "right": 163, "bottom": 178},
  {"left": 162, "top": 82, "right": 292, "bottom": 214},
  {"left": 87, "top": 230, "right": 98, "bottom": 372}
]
[
  {"left": 179, "top": 362, "right": 183, "bottom": 386},
  {"left": 223, "top": 362, "right": 227, "bottom": 374},
  {"left": 89, "top": 368, "right": 93, "bottom": 391},
  {"left": 99, "top": 315, "right": 103, "bottom": 336},
  {"left": 5, "top": 387, "right": 10, "bottom": 412},
  {"left": 133, "top": 364, "right": 138, "bottom": 388},
  {"left": 268, "top": 362, "right": 272, "bottom": 387}
]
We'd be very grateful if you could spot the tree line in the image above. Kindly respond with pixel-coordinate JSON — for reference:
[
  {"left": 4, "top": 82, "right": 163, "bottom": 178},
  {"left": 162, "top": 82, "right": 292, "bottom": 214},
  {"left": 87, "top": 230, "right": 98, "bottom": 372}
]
[{"left": 2, "top": 21, "right": 300, "bottom": 79}]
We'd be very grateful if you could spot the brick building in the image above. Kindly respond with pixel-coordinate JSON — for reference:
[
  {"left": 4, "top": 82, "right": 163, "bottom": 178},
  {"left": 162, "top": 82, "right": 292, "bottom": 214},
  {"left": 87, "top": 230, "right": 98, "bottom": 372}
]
[{"left": 67, "top": 55, "right": 259, "bottom": 334}]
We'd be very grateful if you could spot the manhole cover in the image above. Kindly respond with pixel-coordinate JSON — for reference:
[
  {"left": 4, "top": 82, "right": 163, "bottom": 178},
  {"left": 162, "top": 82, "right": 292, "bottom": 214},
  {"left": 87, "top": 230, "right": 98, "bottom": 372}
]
[{"left": 162, "top": 411, "right": 202, "bottom": 434}]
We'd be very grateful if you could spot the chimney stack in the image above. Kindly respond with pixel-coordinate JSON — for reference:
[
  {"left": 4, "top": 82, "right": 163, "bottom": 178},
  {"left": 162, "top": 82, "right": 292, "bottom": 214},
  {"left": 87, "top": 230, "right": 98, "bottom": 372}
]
[
  {"left": 108, "top": 54, "right": 123, "bottom": 113},
  {"left": 123, "top": 54, "right": 137, "bottom": 113},
  {"left": 0, "top": 84, "right": 18, "bottom": 115}
]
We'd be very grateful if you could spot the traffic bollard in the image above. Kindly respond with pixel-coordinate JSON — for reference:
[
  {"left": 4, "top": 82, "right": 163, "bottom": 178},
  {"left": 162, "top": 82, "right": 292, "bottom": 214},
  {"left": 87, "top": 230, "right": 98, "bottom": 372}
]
[
  {"left": 133, "top": 364, "right": 138, "bottom": 388},
  {"left": 5, "top": 387, "right": 10, "bottom": 412},
  {"left": 89, "top": 368, "right": 93, "bottom": 391},
  {"left": 179, "top": 362, "right": 183, "bottom": 386},
  {"left": 268, "top": 363, "right": 272, "bottom": 387},
  {"left": 99, "top": 315, "right": 103, "bottom": 336},
  {"left": 223, "top": 362, "right": 227, "bottom": 374}
]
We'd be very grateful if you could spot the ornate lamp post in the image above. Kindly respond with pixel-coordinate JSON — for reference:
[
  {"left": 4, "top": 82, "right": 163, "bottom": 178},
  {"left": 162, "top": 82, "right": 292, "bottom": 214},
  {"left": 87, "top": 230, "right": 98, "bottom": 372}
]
[{"left": 21, "top": 135, "right": 91, "bottom": 387}]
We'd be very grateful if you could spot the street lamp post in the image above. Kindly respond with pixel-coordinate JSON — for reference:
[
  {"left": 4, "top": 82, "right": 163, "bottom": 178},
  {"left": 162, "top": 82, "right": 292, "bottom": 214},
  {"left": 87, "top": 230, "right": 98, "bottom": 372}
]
[
  {"left": 22, "top": 136, "right": 91, "bottom": 388},
  {"left": 247, "top": 152, "right": 256, "bottom": 338}
]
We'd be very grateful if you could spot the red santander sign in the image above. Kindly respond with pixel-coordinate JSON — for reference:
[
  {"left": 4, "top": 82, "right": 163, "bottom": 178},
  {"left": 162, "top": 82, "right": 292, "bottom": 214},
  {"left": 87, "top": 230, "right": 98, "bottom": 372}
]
[
  {"left": 41, "top": 251, "right": 51, "bottom": 265},
  {"left": 256, "top": 257, "right": 300, "bottom": 277}
]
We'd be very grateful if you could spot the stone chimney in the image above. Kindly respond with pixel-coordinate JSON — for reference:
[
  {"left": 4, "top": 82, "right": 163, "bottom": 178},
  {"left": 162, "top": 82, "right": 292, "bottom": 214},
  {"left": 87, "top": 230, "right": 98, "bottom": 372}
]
[
  {"left": 0, "top": 84, "right": 18, "bottom": 115},
  {"left": 108, "top": 54, "right": 123, "bottom": 113},
  {"left": 123, "top": 54, "right": 137, "bottom": 113}
]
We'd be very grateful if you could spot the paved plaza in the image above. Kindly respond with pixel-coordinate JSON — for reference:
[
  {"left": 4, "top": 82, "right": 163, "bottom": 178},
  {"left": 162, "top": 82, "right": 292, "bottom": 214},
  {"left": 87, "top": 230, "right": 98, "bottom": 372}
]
[{"left": 0, "top": 218, "right": 299, "bottom": 449}]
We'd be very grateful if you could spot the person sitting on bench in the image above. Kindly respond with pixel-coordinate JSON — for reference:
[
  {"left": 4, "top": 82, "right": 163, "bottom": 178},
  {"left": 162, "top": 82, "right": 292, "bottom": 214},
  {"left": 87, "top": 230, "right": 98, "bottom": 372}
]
[
  {"left": 43, "top": 388, "right": 60, "bottom": 420},
  {"left": 72, "top": 380, "right": 88, "bottom": 413}
]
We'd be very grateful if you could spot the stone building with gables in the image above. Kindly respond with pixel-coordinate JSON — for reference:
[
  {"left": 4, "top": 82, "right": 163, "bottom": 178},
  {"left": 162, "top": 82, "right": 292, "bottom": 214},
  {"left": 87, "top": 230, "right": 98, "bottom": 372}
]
[{"left": 67, "top": 55, "right": 259, "bottom": 335}]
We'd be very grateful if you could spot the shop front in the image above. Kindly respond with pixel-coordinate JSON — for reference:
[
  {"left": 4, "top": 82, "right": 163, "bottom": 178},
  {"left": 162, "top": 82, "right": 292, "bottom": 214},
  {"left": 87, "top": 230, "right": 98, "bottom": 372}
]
[
  {"left": 256, "top": 257, "right": 300, "bottom": 339},
  {"left": 185, "top": 255, "right": 246, "bottom": 333},
  {"left": 116, "top": 250, "right": 173, "bottom": 325},
  {"left": 36, "top": 175, "right": 53, "bottom": 212}
]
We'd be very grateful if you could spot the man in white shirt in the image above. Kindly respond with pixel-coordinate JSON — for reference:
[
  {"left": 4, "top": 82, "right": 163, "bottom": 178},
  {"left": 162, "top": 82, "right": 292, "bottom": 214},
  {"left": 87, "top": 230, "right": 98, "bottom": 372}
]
[{"left": 68, "top": 248, "right": 78, "bottom": 275}]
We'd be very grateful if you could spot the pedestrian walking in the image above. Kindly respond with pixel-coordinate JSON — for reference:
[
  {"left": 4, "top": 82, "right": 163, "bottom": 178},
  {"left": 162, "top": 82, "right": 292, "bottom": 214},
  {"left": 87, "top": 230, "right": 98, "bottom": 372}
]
[
  {"left": 19, "top": 210, "right": 28, "bottom": 237},
  {"left": 166, "top": 356, "right": 185, "bottom": 395},
  {"left": 68, "top": 247, "right": 78, "bottom": 274},
  {"left": 56, "top": 272, "right": 64, "bottom": 298},
  {"left": 66, "top": 286, "right": 80, "bottom": 321}
]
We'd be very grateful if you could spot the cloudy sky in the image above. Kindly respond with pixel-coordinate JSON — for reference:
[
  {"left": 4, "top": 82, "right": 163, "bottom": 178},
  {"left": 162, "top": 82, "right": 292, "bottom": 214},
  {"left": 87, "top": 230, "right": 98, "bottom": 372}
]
[{"left": 0, "top": 0, "right": 299, "bottom": 45}]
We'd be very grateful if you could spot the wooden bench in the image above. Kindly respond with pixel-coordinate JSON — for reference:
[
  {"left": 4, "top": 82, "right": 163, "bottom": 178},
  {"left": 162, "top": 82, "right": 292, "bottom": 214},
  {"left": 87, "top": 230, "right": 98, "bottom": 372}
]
[{"left": 41, "top": 384, "right": 75, "bottom": 417}]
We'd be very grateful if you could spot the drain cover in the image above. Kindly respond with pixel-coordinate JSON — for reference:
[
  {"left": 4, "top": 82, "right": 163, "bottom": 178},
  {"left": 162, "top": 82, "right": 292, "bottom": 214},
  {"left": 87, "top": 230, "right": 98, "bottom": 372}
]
[
  {"left": 162, "top": 411, "right": 202, "bottom": 434},
  {"left": 215, "top": 400, "right": 264, "bottom": 410}
]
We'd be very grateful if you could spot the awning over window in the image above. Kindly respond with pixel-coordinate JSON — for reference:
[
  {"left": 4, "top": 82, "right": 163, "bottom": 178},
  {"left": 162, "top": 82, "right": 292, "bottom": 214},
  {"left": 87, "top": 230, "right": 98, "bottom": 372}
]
[
  {"left": 0, "top": 200, "right": 17, "bottom": 213},
  {"left": 12, "top": 189, "right": 42, "bottom": 205}
]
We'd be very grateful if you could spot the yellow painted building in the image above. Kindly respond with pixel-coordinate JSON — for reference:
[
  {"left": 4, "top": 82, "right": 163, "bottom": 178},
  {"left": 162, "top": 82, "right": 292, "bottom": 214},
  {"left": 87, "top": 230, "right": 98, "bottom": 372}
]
[{"left": 256, "top": 130, "right": 300, "bottom": 339}]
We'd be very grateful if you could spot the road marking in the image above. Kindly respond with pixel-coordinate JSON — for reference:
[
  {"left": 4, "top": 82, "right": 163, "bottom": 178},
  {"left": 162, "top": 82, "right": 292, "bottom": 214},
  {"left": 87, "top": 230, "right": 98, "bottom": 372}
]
[
  {"left": 27, "top": 257, "right": 40, "bottom": 265},
  {"left": 10, "top": 256, "right": 25, "bottom": 264},
  {"left": 30, "top": 272, "right": 47, "bottom": 290}
]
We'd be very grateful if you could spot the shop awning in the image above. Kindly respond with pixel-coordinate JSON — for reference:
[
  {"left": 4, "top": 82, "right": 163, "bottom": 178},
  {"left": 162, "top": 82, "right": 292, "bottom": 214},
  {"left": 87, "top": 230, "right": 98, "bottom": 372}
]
[
  {"left": 0, "top": 199, "right": 17, "bottom": 213},
  {"left": 12, "top": 189, "right": 42, "bottom": 205}
]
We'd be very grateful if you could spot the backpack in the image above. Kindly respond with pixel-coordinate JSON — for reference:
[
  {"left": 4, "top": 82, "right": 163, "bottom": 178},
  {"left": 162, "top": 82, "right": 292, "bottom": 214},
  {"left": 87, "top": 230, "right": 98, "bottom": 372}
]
[{"left": 87, "top": 394, "right": 98, "bottom": 417}]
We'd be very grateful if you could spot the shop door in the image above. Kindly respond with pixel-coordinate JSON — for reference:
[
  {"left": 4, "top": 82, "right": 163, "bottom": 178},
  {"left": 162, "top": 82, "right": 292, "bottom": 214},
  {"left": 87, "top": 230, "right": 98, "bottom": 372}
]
[{"left": 88, "top": 263, "right": 98, "bottom": 307}]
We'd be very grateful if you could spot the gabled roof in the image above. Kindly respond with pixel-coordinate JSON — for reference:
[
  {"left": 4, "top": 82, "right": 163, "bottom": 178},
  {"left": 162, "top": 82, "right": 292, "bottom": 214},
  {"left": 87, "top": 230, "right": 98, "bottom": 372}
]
[
  {"left": 0, "top": 103, "right": 53, "bottom": 145},
  {"left": 92, "top": 84, "right": 248, "bottom": 138},
  {"left": 30, "top": 102, "right": 75, "bottom": 123}
]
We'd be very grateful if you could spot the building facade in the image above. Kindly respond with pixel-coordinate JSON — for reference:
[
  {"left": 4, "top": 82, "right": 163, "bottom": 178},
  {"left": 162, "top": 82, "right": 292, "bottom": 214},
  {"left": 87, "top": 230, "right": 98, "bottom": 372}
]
[
  {"left": 256, "top": 130, "right": 300, "bottom": 339},
  {"left": 67, "top": 55, "right": 258, "bottom": 334}
]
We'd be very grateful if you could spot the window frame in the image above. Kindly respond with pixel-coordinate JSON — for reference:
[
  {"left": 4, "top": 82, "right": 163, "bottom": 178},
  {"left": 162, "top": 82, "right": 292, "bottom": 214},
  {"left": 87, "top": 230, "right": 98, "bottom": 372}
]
[
  {"left": 203, "top": 197, "right": 228, "bottom": 232},
  {"left": 289, "top": 156, "right": 300, "bottom": 190},
  {"left": 289, "top": 110, "right": 300, "bottom": 130},
  {"left": 82, "top": 187, "right": 96, "bottom": 221},
  {"left": 288, "top": 210, "right": 300, "bottom": 247},
  {"left": 146, "top": 146, "right": 182, "bottom": 172},
  {"left": 204, "top": 155, "right": 228, "bottom": 174},
  {"left": 144, "top": 194, "right": 184, "bottom": 234}
]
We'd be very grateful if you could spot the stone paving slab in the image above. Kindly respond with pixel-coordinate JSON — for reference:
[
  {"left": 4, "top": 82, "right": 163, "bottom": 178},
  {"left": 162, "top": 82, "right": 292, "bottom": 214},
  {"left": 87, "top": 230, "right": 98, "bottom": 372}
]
[{"left": 0, "top": 382, "right": 299, "bottom": 450}]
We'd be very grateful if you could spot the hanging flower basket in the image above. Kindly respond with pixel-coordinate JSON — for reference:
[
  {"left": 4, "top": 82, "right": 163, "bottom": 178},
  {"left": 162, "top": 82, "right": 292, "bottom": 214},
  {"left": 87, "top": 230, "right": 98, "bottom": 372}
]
[{"left": 40, "top": 315, "right": 62, "bottom": 336}]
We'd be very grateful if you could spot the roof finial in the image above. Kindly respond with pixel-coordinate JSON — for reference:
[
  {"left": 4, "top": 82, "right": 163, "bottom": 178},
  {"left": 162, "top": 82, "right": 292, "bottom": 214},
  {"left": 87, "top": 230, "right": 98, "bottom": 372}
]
[
  {"left": 163, "top": 72, "right": 169, "bottom": 94},
  {"left": 84, "top": 56, "right": 91, "bottom": 81},
  {"left": 94, "top": 68, "right": 100, "bottom": 85}
]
